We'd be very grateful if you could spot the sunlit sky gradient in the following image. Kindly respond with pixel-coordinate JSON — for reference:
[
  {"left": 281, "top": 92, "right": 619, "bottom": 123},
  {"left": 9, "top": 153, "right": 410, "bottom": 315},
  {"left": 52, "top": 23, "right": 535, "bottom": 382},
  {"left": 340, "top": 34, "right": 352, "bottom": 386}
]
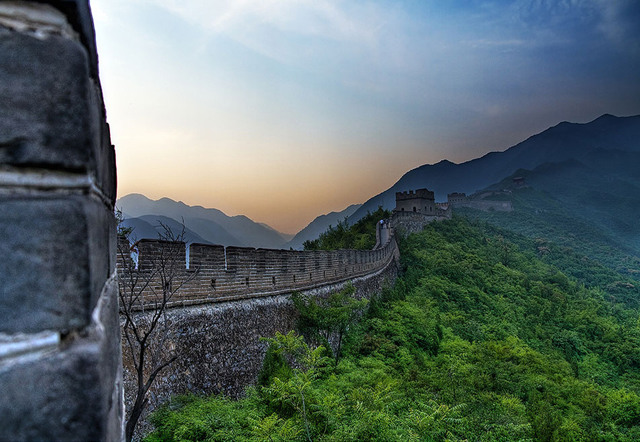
[{"left": 92, "top": 0, "right": 640, "bottom": 234}]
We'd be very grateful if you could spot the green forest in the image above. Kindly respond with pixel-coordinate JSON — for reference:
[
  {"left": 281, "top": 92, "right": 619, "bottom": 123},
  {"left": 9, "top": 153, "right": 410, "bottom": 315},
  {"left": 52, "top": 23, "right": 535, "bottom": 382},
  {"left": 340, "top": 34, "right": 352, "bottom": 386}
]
[
  {"left": 302, "top": 207, "right": 391, "bottom": 251},
  {"left": 145, "top": 217, "right": 640, "bottom": 441}
]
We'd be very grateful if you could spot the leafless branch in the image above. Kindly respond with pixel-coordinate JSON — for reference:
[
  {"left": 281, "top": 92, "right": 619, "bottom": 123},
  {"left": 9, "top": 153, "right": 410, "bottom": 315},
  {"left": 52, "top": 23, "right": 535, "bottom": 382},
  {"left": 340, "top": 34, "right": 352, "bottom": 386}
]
[{"left": 117, "top": 218, "right": 199, "bottom": 441}]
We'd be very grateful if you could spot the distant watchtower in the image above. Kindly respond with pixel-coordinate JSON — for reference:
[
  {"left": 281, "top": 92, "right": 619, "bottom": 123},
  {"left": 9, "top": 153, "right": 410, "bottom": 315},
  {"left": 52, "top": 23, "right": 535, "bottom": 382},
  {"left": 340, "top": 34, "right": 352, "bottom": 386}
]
[{"left": 394, "top": 189, "right": 436, "bottom": 214}]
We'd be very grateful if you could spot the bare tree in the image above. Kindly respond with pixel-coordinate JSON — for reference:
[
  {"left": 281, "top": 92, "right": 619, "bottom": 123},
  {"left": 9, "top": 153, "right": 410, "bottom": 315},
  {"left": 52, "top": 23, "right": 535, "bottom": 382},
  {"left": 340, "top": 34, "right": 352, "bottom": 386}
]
[{"left": 116, "top": 214, "right": 198, "bottom": 442}]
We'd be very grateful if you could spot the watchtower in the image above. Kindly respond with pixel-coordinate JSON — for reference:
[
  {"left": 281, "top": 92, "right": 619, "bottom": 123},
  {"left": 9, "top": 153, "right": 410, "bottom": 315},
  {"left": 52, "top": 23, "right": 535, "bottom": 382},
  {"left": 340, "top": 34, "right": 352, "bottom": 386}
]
[
  {"left": 447, "top": 192, "right": 467, "bottom": 204},
  {"left": 394, "top": 188, "right": 436, "bottom": 214}
]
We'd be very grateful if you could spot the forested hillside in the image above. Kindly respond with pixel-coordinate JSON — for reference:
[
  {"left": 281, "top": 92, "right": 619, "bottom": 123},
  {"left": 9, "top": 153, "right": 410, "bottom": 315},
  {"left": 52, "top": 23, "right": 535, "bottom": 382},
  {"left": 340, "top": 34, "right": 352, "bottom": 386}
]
[
  {"left": 145, "top": 217, "right": 640, "bottom": 441},
  {"left": 461, "top": 184, "right": 640, "bottom": 281},
  {"left": 302, "top": 207, "right": 390, "bottom": 251}
]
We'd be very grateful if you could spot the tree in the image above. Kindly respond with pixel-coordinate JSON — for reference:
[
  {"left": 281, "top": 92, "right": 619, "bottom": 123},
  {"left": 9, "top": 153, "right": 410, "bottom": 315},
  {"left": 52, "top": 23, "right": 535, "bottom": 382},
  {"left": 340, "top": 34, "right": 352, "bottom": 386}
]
[
  {"left": 292, "top": 283, "right": 368, "bottom": 364},
  {"left": 116, "top": 212, "right": 199, "bottom": 442},
  {"left": 303, "top": 207, "right": 391, "bottom": 251},
  {"left": 259, "top": 331, "right": 331, "bottom": 441}
]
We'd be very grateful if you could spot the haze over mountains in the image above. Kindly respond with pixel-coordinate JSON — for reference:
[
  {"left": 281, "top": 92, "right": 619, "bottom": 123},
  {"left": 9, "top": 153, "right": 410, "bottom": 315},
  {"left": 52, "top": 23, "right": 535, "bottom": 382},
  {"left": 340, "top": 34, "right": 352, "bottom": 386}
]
[
  {"left": 286, "top": 204, "right": 361, "bottom": 250},
  {"left": 348, "top": 114, "right": 640, "bottom": 223},
  {"left": 118, "top": 114, "right": 640, "bottom": 254},
  {"left": 117, "top": 194, "right": 290, "bottom": 249}
]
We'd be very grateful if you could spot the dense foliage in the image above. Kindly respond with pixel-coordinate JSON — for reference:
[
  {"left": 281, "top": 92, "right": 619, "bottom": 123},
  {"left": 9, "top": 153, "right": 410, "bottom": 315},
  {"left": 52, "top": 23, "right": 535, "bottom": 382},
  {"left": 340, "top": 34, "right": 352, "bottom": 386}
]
[
  {"left": 146, "top": 217, "right": 640, "bottom": 441},
  {"left": 292, "top": 283, "right": 368, "bottom": 364},
  {"left": 303, "top": 207, "right": 391, "bottom": 251},
  {"left": 460, "top": 186, "right": 640, "bottom": 281}
]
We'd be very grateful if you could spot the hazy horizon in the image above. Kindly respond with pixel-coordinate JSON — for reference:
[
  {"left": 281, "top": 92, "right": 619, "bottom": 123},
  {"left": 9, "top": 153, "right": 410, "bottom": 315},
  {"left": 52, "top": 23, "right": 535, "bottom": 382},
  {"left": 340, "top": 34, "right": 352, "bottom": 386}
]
[{"left": 92, "top": 0, "right": 640, "bottom": 233}]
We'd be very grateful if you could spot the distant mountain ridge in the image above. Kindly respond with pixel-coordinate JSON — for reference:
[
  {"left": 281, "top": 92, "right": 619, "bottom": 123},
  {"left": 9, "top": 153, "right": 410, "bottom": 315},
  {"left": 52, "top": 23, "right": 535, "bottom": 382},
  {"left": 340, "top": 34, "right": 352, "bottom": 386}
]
[
  {"left": 117, "top": 194, "right": 288, "bottom": 249},
  {"left": 121, "top": 215, "right": 212, "bottom": 245},
  {"left": 347, "top": 114, "right": 640, "bottom": 224},
  {"left": 286, "top": 204, "right": 361, "bottom": 250},
  {"left": 485, "top": 147, "right": 640, "bottom": 257},
  {"left": 117, "top": 114, "right": 640, "bottom": 251}
]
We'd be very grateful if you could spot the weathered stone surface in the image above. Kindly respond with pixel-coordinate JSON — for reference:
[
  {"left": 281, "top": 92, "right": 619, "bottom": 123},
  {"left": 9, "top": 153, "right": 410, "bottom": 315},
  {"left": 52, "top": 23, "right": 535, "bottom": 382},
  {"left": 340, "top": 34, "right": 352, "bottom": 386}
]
[
  {"left": 0, "top": 340, "right": 111, "bottom": 440},
  {"left": 0, "top": 345, "right": 99, "bottom": 441},
  {"left": 95, "top": 275, "right": 125, "bottom": 442},
  {"left": 88, "top": 78, "right": 117, "bottom": 202},
  {"left": 0, "top": 1, "right": 121, "bottom": 439},
  {"left": 31, "top": 0, "right": 100, "bottom": 78},
  {"left": 0, "top": 26, "right": 93, "bottom": 171},
  {"left": 0, "top": 195, "right": 113, "bottom": 333}
]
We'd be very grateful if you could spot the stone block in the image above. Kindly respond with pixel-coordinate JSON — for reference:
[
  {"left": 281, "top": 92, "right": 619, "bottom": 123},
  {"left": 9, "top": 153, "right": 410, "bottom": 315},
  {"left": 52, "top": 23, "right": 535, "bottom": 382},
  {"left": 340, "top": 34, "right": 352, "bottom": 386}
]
[
  {"left": 0, "top": 26, "right": 94, "bottom": 172},
  {"left": 0, "top": 195, "right": 114, "bottom": 334},
  {"left": 88, "top": 78, "right": 117, "bottom": 202},
  {"left": 32, "top": 0, "right": 99, "bottom": 78},
  {"left": 95, "top": 275, "right": 125, "bottom": 441},
  {"left": 0, "top": 322, "right": 121, "bottom": 441}
]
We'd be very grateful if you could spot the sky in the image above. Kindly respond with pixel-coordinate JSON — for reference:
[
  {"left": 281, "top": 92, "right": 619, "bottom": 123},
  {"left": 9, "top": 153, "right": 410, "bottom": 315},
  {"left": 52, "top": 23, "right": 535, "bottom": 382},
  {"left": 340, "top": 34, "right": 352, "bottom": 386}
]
[{"left": 91, "top": 0, "right": 640, "bottom": 234}]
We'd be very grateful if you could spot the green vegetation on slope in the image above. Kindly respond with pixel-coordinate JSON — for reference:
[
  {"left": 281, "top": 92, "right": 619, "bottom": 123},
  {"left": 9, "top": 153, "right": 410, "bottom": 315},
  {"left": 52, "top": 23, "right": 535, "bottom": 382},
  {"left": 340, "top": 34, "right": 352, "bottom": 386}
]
[
  {"left": 303, "top": 207, "right": 391, "bottom": 251},
  {"left": 460, "top": 185, "right": 640, "bottom": 280},
  {"left": 145, "top": 217, "right": 640, "bottom": 441}
]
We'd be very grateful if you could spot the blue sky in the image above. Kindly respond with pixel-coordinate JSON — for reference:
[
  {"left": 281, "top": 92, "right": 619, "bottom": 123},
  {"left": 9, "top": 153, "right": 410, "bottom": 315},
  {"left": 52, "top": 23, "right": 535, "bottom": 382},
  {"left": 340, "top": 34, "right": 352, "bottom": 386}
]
[{"left": 92, "top": 0, "right": 640, "bottom": 233}]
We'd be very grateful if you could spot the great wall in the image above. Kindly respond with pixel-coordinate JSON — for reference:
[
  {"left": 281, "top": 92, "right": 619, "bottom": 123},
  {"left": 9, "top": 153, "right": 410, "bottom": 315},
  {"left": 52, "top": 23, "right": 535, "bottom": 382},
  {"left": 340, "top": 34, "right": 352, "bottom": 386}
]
[
  {"left": 115, "top": 190, "right": 457, "bottom": 436},
  {"left": 117, "top": 220, "right": 397, "bottom": 309},
  {"left": 0, "top": 3, "right": 515, "bottom": 439}
]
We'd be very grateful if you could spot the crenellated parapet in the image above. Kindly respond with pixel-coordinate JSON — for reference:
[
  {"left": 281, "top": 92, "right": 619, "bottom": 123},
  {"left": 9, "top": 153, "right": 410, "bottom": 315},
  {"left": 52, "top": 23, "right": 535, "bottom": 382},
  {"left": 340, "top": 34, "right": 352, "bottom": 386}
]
[{"left": 118, "top": 230, "right": 398, "bottom": 309}]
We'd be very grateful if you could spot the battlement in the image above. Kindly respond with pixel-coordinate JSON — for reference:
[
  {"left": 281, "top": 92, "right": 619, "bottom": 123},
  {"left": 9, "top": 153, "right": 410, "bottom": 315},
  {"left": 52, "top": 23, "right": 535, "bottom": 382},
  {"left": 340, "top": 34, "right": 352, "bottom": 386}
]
[
  {"left": 390, "top": 187, "right": 452, "bottom": 235},
  {"left": 394, "top": 188, "right": 437, "bottom": 215},
  {"left": 118, "top": 232, "right": 398, "bottom": 309},
  {"left": 395, "top": 188, "right": 435, "bottom": 201},
  {"left": 447, "top": 192, "right": 467, "bottom": 203}
]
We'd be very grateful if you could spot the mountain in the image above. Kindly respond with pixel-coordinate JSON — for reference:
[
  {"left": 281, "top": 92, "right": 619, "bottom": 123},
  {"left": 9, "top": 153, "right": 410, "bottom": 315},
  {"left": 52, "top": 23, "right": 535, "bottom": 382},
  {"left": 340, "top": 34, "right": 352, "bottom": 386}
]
[
  {"left": 463, "top": 148, "right": 640, "bottom": 277},
  {"left": 121, "top": 215, "right": 211, "bottom": 245},
  {"left": 179, "top": 217, "right": 242, "bottom": 246},
  {"left": 116, "top": 194, "right": 289, "bottom": 249},
  {"left": 348, "top": 114, "right": 640, "bottom": 224},
  {"left": 286, "top": 204, "right": 361, "bottom": 250}
]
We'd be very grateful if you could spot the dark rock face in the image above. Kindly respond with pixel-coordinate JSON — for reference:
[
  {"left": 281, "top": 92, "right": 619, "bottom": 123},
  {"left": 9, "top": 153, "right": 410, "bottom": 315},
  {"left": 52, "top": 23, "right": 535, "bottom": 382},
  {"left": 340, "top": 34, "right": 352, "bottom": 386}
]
[{"left": 0, "top": 2, "right": 122, "bottom": 440}]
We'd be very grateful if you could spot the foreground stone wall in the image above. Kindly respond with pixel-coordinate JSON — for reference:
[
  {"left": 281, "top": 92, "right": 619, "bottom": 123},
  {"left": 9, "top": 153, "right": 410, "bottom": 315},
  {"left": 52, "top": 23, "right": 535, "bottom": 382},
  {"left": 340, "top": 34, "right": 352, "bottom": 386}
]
[
  {"left": 123, "top": 255, "right": 399, "bottom": 437},
  {"left": 0, "top": 1, "right": 122, "bottom": 440}
]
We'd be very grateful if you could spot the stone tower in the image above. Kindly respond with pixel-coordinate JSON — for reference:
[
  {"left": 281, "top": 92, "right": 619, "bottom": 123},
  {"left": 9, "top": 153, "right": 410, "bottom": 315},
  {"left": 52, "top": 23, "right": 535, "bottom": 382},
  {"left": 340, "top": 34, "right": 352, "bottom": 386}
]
[{"left": 394, "top": 188, "right": 436, "bottom": 215}]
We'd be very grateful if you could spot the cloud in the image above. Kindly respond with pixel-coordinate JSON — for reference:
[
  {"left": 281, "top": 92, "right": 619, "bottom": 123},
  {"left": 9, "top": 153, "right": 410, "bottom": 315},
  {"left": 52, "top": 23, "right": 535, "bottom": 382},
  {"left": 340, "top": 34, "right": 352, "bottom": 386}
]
[
  {"left": 148, "top": 0, "right": 380, "bottom": 45},
  {"left": 509, "top": 0, "right": 640, "bottom": 50},
  {"left": 593, "top": 0, "right": 640, "bottom": 50}
]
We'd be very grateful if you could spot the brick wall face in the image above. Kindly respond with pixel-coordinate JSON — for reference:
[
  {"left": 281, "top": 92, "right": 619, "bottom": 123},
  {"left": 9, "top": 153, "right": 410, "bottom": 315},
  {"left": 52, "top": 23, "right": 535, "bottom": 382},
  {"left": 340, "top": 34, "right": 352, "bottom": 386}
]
[
  {"left": 118, "top": 236, "right": 398, "bottom": 308},
  {"left": 0, "top": 2, "right": 122, "bottom": 440}
]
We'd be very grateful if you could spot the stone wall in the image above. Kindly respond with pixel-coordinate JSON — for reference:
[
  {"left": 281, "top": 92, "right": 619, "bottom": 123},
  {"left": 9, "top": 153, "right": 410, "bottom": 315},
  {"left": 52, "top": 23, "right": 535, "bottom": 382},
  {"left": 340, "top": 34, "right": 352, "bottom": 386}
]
[
  {"left": 451, "top": 199, "right": 513, "bottom": 212},
  {"left": 118, "top": 232, "right": 398, "bottom": 309},
  {"left": 448, "top": 190, "right": 513, "bottom": 212},
  {"left": 123, "top": 251, "right": 399, "bottom": 437},
  {"left": 0, "top": 1, "right": 122, "bottom": 440},
  {"left": 391, "top": 208, "right": 452, "bottom": 235}
]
